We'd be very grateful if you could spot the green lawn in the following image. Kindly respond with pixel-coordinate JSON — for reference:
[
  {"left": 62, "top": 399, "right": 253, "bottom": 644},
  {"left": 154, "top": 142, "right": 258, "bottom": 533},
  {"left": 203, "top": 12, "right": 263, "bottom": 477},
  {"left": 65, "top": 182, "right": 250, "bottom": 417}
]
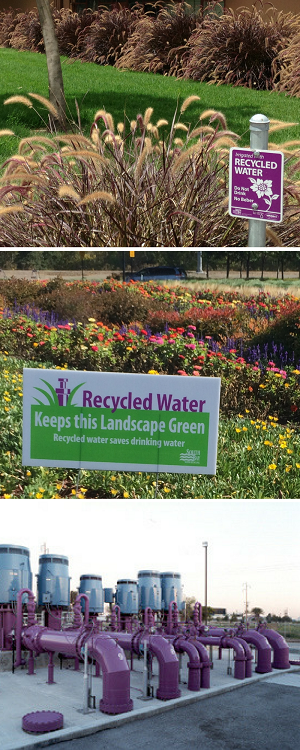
[{"left": 1, "top": 47, "right": 300, "bottom": 165}]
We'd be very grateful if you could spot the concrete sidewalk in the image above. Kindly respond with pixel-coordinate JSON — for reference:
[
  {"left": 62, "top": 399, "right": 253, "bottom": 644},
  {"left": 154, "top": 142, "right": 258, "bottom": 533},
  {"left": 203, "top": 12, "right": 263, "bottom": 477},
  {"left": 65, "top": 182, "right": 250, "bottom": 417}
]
[{"left": 1, "top": 644, "right": 299, "bottom": 750}]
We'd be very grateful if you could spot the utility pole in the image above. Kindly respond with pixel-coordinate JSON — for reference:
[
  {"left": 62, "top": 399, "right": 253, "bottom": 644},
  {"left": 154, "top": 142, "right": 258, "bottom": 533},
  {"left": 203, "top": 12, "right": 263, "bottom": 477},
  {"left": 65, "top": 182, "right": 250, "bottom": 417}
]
[{"left": 243, "top": 582, "right": 251, "bottom": 628}]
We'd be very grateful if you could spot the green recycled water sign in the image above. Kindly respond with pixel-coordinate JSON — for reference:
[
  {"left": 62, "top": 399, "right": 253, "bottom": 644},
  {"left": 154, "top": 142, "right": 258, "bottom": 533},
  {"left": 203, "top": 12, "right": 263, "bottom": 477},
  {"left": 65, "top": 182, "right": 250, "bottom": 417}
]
[{"left": 22, "top": 370, "right": 221, "bottom": 474}]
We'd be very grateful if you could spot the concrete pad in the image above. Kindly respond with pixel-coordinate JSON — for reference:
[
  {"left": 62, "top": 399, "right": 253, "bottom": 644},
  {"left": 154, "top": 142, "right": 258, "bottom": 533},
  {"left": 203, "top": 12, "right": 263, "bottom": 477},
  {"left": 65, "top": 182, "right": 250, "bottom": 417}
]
[{"left": 0, "top": 648, "right": 299, "bottom": 750}]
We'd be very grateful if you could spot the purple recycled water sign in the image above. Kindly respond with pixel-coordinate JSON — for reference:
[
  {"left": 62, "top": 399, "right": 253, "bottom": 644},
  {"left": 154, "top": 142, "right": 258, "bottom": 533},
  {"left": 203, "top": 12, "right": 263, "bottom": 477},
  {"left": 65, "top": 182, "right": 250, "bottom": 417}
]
[{"left": 229, "top": 147, "right": 284, "bottom": 223}]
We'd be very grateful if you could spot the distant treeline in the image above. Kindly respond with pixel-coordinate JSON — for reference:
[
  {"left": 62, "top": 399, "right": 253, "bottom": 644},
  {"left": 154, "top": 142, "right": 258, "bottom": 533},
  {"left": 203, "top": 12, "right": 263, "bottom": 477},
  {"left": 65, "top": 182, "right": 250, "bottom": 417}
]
[{"left": 0, "top": 250, "right": 300, "bottom": 275}]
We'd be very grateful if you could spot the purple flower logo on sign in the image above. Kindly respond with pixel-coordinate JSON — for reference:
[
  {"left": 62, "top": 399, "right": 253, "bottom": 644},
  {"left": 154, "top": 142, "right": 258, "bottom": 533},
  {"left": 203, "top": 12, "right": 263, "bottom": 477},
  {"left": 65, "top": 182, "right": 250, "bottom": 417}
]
[{"left": 249, "top": 178, "right": 279, "bottom": 211}]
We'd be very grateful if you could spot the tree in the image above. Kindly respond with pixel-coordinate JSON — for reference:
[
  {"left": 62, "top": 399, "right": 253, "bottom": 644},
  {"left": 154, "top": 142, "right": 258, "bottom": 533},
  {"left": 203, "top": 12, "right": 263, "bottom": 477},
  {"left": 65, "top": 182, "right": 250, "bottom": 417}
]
[
  {"left": 185, "top": 596, "right": 196, "bottom": 620},
  {"left": 35, "top": 0, "right": 66, "bottom": 129},
  {"left": 251, "top": 607, "right": 264, "bottom": 624}
]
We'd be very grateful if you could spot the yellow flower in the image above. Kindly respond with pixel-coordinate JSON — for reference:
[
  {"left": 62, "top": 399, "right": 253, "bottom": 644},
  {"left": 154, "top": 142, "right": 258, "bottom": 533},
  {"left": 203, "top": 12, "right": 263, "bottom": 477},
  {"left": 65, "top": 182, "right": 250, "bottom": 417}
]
[
  {"left": 26, "top": 470, "right": 31, "bottom": 476},
  {"left": 296, "top": 464, "right": 300, "bottom": 469},
  {"left": 292, "top": 370, "right": 300, "bottom": 375},
  {"left": 71, "top": 489, "right": 77, "bottom": 495},
  {"left": 268, "top": 463, "right": 277, "bottom": 470},
  {"left": 287, "top": 449, "right": 293, "bottom": 454},
  {"left": 148, "top": 370, "right": 159, "bottom": 375},
  {"left": 164, "top": 487, "right": 171, "bottom": 493},
  {"left": 259, "top": 384, "right": 266, "bottom": 389},
  {"left": 56, "top": 483, "right": 62, "bottom": 490},
  {"left": 285, "top": 465, "right": 293, "bottom": 473},
  {"left": 33, "top": 342, "right": 38, "bottom": 347},
  {"left": 3, "top": 493, "right": 11, "bottom": 499},
  {"left": 38, "top": 487, "right": 45, "bottom": 493},
  {"left": 126, "top": 347, "right": 133, "bottom": 351},
  {"left": 284, "top": 384, "right": 290, "bottom": 388},
  {"left": 235, "top": 428, "right": 241, "bottom": 433},
  {"left": 123, "top": 491, "right": 130, "bottom": 498},
  {"left": 247, "top": 445, "right": 252, "bottom": 451},
  {"left": 111, "top": 476, "right": 116, "bottom": 481},
  {"left": 111, "top": 488, "right": 117, "bottom": 495},
  {"left": 279, "top": 441, "right": 287, "bottom": 449},
  {"left": 36, "top": 493, "right": 43, "bottom": 498},
  {"left": 88, "top": 318, "right": 96, "bottom": 322},
  {"left": 242, "top": 427, "right": 248, "bottom": 432},
  {"left": 80, "top": 487, "right": 87, "bottom": 494}
]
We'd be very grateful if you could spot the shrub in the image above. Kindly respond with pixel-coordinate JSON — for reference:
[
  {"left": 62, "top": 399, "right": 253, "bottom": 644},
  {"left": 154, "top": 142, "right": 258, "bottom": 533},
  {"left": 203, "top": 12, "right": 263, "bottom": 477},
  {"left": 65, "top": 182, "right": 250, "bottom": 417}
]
[
  {"left": 275, "top": 27, "right": 300, "bottom": 97},
  {"left": 184, "top": 4, "right": 295, "bottom": 89},
  {"left": 116, "top": 1, "right": 199, "bottom": 76},
  {"left": 77, "top": 4, "right": 143, "bottom": 66},
  {"left": 0, "top": 278, "right": 41, "bottom": 306},
  {"left": 0, "top": 98, "right": 247, "bottom": 247},
  {"left": 0, "top": 8, "right": 19, "bottom": 47},
  {"left": 9, "top": 9, "right": 44, "bottom": 53},
  {"left": 56, "top": 8, "right": 97, "bottom": 58},
  {"left": 248, "top": 301, "right": 300, "bottom": 363}
]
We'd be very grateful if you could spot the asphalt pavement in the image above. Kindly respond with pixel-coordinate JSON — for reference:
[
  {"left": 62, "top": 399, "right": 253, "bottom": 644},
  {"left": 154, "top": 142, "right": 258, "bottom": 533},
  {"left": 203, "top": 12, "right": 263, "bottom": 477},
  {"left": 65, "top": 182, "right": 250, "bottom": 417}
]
[{"left": 56, "top": 674, "right": 300, "bottom": 750}]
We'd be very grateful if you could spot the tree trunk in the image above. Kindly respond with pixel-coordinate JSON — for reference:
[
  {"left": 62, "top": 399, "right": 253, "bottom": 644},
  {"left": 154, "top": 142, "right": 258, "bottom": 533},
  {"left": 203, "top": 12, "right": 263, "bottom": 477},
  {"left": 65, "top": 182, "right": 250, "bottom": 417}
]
[{"left": 35, "top": 0, "right": 66, "bottom": 129}]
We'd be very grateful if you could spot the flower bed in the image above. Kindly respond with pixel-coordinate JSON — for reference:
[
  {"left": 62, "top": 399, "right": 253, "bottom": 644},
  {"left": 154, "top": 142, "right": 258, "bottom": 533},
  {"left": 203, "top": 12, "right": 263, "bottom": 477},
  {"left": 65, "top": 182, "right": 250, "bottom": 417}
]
[{"left": 0, "top": 280, "right": 299, "bottom": 499}]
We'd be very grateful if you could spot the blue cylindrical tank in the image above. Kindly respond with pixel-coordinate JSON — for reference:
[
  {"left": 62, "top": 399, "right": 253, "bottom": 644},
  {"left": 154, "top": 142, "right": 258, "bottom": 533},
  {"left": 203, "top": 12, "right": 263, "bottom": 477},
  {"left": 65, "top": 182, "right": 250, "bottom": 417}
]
[
  {"left": 104, "top": 588, "right": 114, "bottom": 604},
  {"left": 116, "top": 579, "right": 138, "bottom": 615},
  {"left": 0, "top": 545, "right": 32, "bottom": 603},
  {"left": 138, "top": 570, "right": 162, "bottom": 611},
  {"left": 37, "top": 554, "right": 70, "bottom": 608},
  {"left": 161, "top": 572, "right": 184, "bottom": 611},
  {"left": 79, "top": 575, "right": 104, "bottom": 614}
]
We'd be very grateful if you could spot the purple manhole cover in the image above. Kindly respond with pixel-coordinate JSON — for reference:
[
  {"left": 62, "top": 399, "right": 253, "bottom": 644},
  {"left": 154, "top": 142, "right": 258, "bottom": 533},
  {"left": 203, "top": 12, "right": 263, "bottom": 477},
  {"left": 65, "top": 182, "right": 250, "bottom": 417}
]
[{"left": 22, "top": 711, "right": 64, "bottom": 734}]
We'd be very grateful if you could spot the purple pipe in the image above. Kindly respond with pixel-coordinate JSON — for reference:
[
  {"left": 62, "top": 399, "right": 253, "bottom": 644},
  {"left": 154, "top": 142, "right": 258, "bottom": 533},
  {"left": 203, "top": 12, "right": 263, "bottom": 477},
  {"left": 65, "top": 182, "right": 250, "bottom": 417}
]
[
  {"left": 111, "top": 605, "right": 121, "bottom": 632},
  {"left": 188, "top": 639, "right": 211, "bottom": 688},
  {"left": 235, "top": 628, "right": 272, "bottom": 673},
  {"left": 197, "top": 636, "right": 247, "bottom": 680},
  {"left": 193, "top": 603, "right": 202, "bottom": 628},
  {"left": 257, "top": 626, "right": 290, "bottom": 669},
  {"left": 170, "top": 636, "right": 201, "bottom": 691},
  {"left": 74, "top": 594, "right": 90, "bottom": 626},
  {"left": 16, "top": 588, "right": 36, "bottom": 668},
  {"left": 110, "top": 632, "right": 181, "bottom": 699},
  {"left": 21, "top": 625, "right": 133, "bottom": 714},
  {"left": 167, "top": 601, "right": 179, "bottom": 635},
  {"left": 144, "top": 607, "right": 155, "bottom": 629}
]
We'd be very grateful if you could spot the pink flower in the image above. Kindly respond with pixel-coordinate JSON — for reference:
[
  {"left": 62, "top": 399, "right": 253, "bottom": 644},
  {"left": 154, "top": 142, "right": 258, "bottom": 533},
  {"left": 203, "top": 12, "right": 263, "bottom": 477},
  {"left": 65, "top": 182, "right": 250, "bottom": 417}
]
[{"left": 91, "top": 345, "right": 98, "bottom": 352}]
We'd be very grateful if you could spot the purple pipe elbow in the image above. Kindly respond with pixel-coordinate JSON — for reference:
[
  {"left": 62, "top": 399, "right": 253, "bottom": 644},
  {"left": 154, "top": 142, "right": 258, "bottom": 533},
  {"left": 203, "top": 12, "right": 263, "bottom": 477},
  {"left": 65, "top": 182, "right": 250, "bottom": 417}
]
[
  {"left": 148, "top": 635, "right": 181, "bottom": 699},
  {"left": 172, "top": 637, "right": 201, "bottom": 691},
  {"left": 22, "top": 626, "right": 133, "bottom": 715},
  {"left": 258, "top": 627, "right": 290, "bottom": 669},
  {"left": 88, "top": 635, "right": 133, "bottom": 714},
  {"left": 237, "top": 630, "right": 272, "bottom": 674},
  {"left": 189, "top": 639, "right": 211, "bottom": 688},
  {"left": 197, "top": 636, "right": 246, "bottom": 680},
  {"left": 110, "top": 632, "right": 181, "bottom": 700}
]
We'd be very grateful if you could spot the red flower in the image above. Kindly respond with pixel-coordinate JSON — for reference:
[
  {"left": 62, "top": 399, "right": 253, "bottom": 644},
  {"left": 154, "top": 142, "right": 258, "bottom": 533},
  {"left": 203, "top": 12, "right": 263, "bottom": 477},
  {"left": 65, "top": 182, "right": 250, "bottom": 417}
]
[{"left": 291, "top": 405, "right": 298, "bottom": 412}]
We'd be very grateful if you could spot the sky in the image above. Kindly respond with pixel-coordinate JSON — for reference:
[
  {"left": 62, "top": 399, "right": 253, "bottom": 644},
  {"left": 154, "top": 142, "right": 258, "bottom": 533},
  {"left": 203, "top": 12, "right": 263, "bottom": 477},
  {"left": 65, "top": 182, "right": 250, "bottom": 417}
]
[{"left": 2, "top": 499, "right": 300, "bottom": 619}]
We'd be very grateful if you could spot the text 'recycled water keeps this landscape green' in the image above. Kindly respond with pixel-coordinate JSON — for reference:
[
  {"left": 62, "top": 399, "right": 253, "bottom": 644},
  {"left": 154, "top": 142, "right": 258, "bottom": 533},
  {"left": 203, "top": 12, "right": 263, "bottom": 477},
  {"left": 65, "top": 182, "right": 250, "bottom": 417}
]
[{"left": 22, "top": 371, "right": 221, "bottom": 475}]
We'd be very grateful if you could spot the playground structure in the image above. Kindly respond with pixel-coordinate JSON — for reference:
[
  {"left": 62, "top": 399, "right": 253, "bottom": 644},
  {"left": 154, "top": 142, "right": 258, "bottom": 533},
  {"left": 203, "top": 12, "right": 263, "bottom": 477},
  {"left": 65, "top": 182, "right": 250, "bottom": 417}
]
[{"left": 0, "top": 544, "right": 293, "bottom": 717}]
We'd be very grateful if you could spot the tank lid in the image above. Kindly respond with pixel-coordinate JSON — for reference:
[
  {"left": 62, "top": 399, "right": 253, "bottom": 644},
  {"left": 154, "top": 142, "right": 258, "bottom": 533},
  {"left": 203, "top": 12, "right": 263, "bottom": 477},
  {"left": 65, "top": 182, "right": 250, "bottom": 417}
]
[{"left": 80, "top": 575, "right": 102, "bottom": 581}]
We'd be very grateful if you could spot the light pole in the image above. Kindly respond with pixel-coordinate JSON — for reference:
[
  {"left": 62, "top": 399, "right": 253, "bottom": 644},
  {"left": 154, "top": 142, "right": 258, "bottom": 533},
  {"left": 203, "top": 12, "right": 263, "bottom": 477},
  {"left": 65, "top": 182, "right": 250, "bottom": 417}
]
[{"left": 202, "top": 541, "right": 208, "bottom": 625}]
